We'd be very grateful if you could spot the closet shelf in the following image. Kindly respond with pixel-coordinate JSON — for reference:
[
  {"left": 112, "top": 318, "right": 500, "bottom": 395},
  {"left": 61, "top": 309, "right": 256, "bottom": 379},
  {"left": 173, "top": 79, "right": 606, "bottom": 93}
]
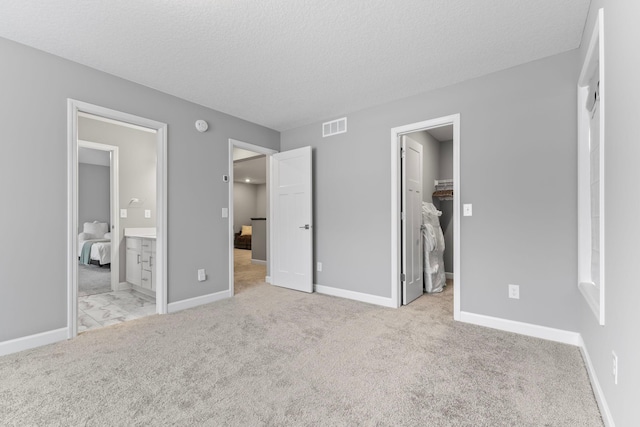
[
  {"left": 433, "top": 179, "right": 453, "bottom": 200},
  {"left": 433, "top": 189, "right": 454, "bottom": 200}
]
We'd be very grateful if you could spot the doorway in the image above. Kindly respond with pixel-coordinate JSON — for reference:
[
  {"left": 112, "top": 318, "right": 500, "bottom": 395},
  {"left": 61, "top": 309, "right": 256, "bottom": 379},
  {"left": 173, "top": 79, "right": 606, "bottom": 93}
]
[
  {"left": 228, "top": 139, "right": 277, "bottom": 295},
  {"left": 391, "top": 114, "right": 461, "bottom": 318},
  {"left": 77, "top": 141, "right": 118, "bottom": 298},
  {"left": 67, "top": 100, "right": 168, "bottom": 338}
]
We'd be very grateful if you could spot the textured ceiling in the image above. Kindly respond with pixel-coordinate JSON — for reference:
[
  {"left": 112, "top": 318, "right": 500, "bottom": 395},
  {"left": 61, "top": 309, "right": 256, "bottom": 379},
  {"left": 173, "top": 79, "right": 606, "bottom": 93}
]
[{"left": 0, "top": 1, "right": 590, "bottom": 131}]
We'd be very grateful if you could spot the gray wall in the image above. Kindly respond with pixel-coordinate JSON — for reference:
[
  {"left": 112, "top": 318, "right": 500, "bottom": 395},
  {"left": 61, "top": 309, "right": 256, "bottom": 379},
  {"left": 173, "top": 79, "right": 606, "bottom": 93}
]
[
  {"left": 0, "top": 37, "right": 279, "bottom": 342},
  {"left": 233, "top": 183, "right": 267, "bottom": 234},
  {"left": 78, "top": 163, "right": 110, "bottom": 231},
  {"left": 255, "top": 184, "right": 267, "bottom": 217},
  {"left": 437, "top": 140, "right": 454, "bottom": 273},
  {"left": 78, "top": 117, "right": 157, "bottom": 282},
  {"left": 578, "top": 1, "right": 640, "bottom": 425},
  {"left": 233, "top": 182, "right": 257, "bottom": 234},
  {"left": 282, "top": 50, "right": 579, "bottom": 331}
]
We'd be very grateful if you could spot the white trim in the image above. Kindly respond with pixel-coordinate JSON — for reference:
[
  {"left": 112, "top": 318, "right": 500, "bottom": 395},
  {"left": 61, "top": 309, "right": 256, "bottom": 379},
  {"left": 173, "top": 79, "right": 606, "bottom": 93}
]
[
  {"left": 68, "top": 99, "right": 169, "bottom": 341},
  {"left": 167, "top": 290, "right": 231, "bottom": 313},
  {"left": 251, "top": 259, "right": 267, "bottom": 266},
  {"left": 78, "top": 111, "right": 157, "bottom": 133},
  {"left": 0, "top": 328, "right": 67, "bottom": 357},
  {"left": 315, "top": 284, "right": 396, "bottom": 308},
  {"left": 390, "top": 114, "right": 461, "bottom": 319},
  {"left": 265, "top": 275, "right": 272, "bottom": 284},
  {"left": 579, "top": 337, "right": 616, "bottom": 426},
  {"left": 445, "top": 272, "right": 454, "bottom": 280},
  {"left": 228, "top": 139, "right": 278, "bottom": 297},
  {"left": 78, "top": 140, "right": 120, "bottom": 293},
  {"left": 459, "top": 311, "right": 581, "bottom": 346},
  {"left": 577, "top": 8, "right": 605, "bottom": 325}
]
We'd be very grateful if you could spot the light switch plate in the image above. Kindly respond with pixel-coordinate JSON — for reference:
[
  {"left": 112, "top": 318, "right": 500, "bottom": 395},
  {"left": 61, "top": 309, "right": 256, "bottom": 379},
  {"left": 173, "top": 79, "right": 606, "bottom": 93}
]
[
  {"left": 317, "top": 262, "right": 323, "bottom": 272},
  {"left": 463, "top": 204, "right": 473, "bottom": 216},
  {"left": 120, "top": 209, "right": 127, "bottom": 218},
  {"left": 144, "top": 209, "right": 151, "bottom": 218},
  {"left": 197, "top": 269, "right": 206, "bottom": 282},
  {"left": 222, "top": 208, "right": 228, "bottom": 218}
]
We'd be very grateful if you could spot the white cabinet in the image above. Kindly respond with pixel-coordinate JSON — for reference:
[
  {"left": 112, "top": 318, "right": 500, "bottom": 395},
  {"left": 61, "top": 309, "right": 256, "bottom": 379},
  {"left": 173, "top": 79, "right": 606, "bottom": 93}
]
[
  {"left": 126, "top": 237, "right": 142, "bottom": 287},
  {"left": 126, "top": 236, "right": 156, "bottom": 293},
  {"left": 141, "top": 239, "right": 156, "bottom": 291}
]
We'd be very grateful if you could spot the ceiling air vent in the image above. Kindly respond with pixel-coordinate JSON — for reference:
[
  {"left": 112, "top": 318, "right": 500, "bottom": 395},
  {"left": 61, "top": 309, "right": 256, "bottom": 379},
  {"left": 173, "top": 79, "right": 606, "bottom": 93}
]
[{"left": 322, "top": 117, "right": 347, "bottom": 137}]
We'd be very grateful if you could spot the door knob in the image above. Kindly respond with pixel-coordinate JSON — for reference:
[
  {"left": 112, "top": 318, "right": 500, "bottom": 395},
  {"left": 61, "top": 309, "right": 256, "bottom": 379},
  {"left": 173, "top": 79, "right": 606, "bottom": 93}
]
[{"left": 299, "top": 224, "right": 310, "bottom": 230}]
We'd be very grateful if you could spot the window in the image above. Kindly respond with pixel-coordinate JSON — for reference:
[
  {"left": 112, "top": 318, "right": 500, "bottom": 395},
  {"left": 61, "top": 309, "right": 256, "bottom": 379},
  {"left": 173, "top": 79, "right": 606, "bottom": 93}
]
[{"left": 577, "top": 9, "right": 605, "bottom": 325}]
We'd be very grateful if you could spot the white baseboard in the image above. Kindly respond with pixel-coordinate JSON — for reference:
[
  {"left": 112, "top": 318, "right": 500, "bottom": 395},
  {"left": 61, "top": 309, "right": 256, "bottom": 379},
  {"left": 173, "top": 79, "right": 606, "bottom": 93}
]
[
  {"left": 579, "top": 337, "right": 615, "bottom": 426},
  {"left": 265, "top": 276, "right": 272, "bottom": 284},
  {"left": 251, "top": 259, "right": 267, "bottom": 266},
  {"left": 0, "top": 327, "right": 67, "bottom": 357},
  {"left": 115, "top": 281, "right": 132, "bottom": 291},
  {"left": 459, "top": 311, "right": 581, "bottom": 346},
  {"left": 315, "top": 284, "right": 396, "bottom": 308},
  {"left": 167, "top": 290, "right": 231, "bottom": 314},
  {"left": 445, "top": 272, "right": 454, "bottom": 280}
]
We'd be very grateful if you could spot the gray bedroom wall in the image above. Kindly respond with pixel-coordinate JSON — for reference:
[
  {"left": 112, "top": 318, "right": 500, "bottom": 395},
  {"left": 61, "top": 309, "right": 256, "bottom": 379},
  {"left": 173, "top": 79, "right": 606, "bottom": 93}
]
[
  {"left": 78, "top": 117, "right": 157, "bottom": 283},
  {"left": 281, "top": 50, "right": 579, "bottom": 331},
  {"left": 78, "top": 163, "right": 110, "bottom": 231},
  {"left": 233, "top": 182, "right": 257, "bottom": 234},
  {"left": 578, "top": 1, "right": 640, "bottom": 425},
  {"left": 0, "top": 37, "right": 279, "bottom": 342}
]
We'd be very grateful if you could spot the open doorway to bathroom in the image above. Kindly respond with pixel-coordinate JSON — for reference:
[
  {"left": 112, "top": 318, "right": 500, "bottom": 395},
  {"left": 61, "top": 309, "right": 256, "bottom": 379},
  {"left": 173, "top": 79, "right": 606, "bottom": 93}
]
[
  {"left": 68, "top": 99, "right": 168, "bottom": 338},
  {"left": 76, "top": 113, "right": 158, "bottom": 332}
]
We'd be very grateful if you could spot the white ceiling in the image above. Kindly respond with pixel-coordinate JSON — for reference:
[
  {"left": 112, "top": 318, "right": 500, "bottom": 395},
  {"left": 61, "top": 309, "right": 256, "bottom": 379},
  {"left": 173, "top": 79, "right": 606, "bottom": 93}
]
[
  {"left": 234, "top": 156, "right": 267, "bottom": 185},
  {"left": 0, "top": 1, "right": 590, "bottom": 131}
]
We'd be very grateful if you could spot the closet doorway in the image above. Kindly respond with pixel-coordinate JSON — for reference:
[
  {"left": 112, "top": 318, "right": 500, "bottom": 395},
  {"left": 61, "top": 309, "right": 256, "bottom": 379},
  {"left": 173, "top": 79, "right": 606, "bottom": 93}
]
[
  {"left": 228, "top": 139, "right": 277, "bottom": 295},
  {"left": 391, "top": 115, "right": 461, "bottom": 318},
  {"left": 67, "top": 100, "right": 168, "bottom": 338}
]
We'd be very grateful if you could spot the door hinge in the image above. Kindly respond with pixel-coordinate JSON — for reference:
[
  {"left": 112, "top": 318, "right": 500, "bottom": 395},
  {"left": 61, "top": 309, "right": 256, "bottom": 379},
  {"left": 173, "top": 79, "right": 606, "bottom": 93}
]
[
  {"left": 401, "top": 212, "right": 405, "bottom": 221},
  {"left": 401, "top": 148, "right": 406, "bottom": 159},
  {"left": 400, "top": 273, "right": 406, "bottom": 282}
]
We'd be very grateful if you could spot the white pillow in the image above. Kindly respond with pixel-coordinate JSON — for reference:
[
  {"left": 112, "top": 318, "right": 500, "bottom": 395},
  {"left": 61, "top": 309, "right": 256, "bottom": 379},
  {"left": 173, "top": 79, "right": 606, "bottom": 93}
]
[
  {"left": 84, "top": 221, "right": 108, "bottom": 238},
  {"left": 104, "top": 232, "right": 112, "bottom": 239},
  {"left": 78, "top": 232, "right": 95, "bottom": 241}
]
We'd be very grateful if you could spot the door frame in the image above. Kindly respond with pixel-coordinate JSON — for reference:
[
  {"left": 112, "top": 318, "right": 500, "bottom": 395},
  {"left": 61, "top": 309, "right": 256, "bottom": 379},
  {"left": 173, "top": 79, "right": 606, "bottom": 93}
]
[
  {"left": 390, "top": 114, "right": 461, "bottom": 318},
  {"left": 228, "top": 138, "right": 278, "bottom": 295},
  {"left": 77, "top": 140, "right": 120, "bottom": 292},
  {"left": 67, "top": 99, "right": 168, "bottom": 338}
]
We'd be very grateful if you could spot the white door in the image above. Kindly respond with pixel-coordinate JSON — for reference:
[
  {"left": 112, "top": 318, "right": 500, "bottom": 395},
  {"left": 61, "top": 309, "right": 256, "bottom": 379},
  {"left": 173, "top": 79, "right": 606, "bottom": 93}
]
[
  {"left": 402, "top": 136, "right": 423, "bottom": 304},
  {"left": 271, "top": 146, "right": 313, "bottom": 292}
]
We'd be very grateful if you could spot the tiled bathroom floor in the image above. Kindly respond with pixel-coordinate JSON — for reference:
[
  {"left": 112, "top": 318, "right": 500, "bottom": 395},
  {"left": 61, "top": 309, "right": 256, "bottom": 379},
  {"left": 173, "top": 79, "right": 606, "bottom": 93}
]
[{"left": 78, "top": 289, "right": 156, "bottom": 332}]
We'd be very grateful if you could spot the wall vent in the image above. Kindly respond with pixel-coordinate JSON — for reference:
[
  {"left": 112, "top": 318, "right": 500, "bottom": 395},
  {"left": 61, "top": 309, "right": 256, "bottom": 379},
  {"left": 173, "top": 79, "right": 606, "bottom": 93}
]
[{"left": 322, "top": 117, "right": 347, "bottom": 137}]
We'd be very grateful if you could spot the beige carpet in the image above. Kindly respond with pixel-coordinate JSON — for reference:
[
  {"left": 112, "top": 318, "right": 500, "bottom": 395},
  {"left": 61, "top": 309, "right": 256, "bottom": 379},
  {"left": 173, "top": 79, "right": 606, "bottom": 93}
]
[
  {"left": 234, "top": 248, "right": 267, "bottom": 294},
  {"left": 0, "top": 281, "right": 602, "bottom": 426}
]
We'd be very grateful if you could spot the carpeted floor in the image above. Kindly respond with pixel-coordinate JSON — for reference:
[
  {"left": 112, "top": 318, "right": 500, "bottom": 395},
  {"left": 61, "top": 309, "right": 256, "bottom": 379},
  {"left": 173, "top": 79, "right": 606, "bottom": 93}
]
[
  {"left": 78, "top": 262, "right": 111, "bottom": 296},
  {"left": 0, "top": 281, "right": 602, "bottom": 426},
  {"left": 234, "top": 248, "right": 267, "bottom": 294}
]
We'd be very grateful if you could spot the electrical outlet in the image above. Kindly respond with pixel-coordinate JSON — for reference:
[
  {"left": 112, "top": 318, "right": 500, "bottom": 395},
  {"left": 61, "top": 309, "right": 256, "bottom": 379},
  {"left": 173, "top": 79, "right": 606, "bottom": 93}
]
[
  {"left": 612, "top": 351, "right": 618, "bottom": 385},
  {"left": 120, "top": 209, "right": 127, "bottom": 218},
  {"left": 197, "top": 269, "right": 206, "bottom": 282},
  {"left": 317, "top": 262, "right": 323, "bottom": 272},
  {"left": 508, "top": 284, "right": 519, "bottom": 299},
  {"left": 144, "top": 209, "right": 151, "bottom": 218}
]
